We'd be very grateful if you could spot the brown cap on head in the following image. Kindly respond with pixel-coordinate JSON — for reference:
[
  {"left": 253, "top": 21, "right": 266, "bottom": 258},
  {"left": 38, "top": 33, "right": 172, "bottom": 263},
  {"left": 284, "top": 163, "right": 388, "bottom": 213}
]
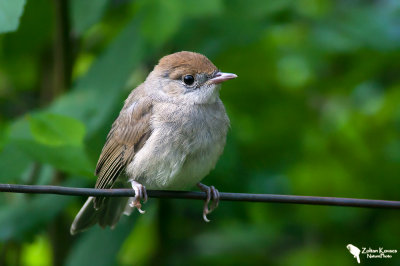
[{"left": 155, "top": 51, "right": 218, "bottom": 80}]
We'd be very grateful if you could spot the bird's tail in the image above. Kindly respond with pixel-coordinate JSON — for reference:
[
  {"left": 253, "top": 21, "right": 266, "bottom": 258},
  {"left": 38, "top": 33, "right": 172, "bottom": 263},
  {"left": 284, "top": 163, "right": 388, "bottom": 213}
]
[
  {"left": 70, "top": 195, "right": 129, "bottom": 235},
  {"left": 356, "top": 255, "right": 360, "bottom": 264}
]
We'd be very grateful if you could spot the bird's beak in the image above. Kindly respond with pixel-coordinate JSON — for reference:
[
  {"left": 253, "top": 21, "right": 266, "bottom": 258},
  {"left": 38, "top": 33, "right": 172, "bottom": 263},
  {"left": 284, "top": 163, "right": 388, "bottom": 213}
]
[{"left": 209, "top": 72, "right": 237, "bottom": 84}]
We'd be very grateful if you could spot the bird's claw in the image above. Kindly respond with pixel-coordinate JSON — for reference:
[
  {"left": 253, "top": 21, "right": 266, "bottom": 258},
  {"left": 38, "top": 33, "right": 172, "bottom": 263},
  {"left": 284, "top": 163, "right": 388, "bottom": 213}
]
[
  {"left": 197, "top": 183, "right": 220, "bottom": 222},
  {"left": 128, "top": 180, "right": 147, "bottom": 214}
]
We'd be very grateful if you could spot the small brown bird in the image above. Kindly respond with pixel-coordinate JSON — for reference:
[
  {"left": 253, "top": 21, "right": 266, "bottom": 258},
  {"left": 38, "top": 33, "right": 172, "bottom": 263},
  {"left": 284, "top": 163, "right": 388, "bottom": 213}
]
[{"left": 70, "top": 51, "right": 237, "bottom": 234}]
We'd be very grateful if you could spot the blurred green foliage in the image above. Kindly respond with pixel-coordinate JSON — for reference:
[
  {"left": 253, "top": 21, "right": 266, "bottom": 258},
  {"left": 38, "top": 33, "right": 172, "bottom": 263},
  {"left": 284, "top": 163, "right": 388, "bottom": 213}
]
[
  {"left": 0, "top": 0, "right": 399, "bottom": 265},
  {"left": 0, "top": 0, "right": 26, "bottom": 34}
]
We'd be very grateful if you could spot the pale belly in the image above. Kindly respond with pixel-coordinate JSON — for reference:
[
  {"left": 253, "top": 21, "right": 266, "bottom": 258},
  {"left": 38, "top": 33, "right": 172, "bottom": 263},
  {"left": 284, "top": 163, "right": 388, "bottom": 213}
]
[
  {"left": 161, "top": 145, "right": 224, "bottom": 189},
  {"left": 125, "top": 101, "right": 229, "bottom": 190},
  {"left": 125, "top": 126, "right": 226, "bottom": 190}
]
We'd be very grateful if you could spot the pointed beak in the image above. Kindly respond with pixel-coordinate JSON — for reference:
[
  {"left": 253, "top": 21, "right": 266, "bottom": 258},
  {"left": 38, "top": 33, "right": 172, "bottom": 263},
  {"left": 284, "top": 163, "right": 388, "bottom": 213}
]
[{"left": 209, "top": 72, "right": 237, "bottom": 84}]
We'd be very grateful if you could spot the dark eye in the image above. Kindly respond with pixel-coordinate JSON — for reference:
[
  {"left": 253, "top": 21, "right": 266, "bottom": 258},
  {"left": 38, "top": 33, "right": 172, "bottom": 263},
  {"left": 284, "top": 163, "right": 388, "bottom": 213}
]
[{"left": 183, "top": 75, "right": 194, "bottom": 85}]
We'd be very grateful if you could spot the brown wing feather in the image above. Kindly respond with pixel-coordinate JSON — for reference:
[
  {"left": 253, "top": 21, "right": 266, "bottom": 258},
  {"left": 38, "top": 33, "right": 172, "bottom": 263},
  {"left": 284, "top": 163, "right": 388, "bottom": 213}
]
[{"left": 93, "top": 97, "right": 153, "bottom": 208}]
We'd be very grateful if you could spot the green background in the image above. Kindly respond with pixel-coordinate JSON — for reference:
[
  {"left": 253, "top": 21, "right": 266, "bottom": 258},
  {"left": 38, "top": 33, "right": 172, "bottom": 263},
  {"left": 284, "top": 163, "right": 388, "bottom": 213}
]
[{"left": 0, "top": 0, "right": 399, "bottom": 265}]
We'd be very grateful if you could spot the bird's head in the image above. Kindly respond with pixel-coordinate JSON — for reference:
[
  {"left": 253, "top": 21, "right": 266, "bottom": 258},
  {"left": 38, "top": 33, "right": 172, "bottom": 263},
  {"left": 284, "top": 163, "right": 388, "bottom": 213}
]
[{"left": 148, "top": 51, "right": 237, "bottom": 104}]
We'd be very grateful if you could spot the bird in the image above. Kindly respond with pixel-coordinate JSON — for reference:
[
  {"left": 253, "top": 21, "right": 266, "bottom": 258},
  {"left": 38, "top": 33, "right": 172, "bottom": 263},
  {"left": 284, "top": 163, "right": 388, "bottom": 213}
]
[
  {"left": 346, "top": 244, "right": 361, "bottom": 264},
  {"left": 70, "top": 51, "right": 237, "bottom": 234}
]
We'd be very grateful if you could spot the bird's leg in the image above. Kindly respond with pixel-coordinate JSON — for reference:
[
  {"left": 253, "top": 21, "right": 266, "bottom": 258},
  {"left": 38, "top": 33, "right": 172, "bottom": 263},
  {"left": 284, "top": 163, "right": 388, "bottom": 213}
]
[
  {"left": 128, "top": 180, "right": 147, "bottom": 214},
  {"left": 197, "top": 183, "right": 220, "bottom": 222}
]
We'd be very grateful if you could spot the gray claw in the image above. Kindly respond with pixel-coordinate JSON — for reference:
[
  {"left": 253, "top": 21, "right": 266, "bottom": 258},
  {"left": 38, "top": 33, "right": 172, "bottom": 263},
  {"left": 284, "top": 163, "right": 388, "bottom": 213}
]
[
  {"left": 197, "top": 183, "right": 220, "bottom": 222},
  {"left": 129, "top": 180, "right": 147, "bottom": 214}
]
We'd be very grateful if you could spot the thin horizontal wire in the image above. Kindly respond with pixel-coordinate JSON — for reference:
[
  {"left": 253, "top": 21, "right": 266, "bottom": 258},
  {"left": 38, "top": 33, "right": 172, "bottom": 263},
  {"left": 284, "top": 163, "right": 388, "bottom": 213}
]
[{"left": 0, "top": 183, "right": 399, "bottom": 209}]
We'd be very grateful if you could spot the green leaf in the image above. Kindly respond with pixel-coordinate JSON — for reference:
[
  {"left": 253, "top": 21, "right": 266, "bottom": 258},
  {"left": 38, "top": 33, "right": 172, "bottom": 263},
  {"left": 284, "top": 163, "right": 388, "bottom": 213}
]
[
  {"left": 29, "top": 112, "right": 85, "bottom": 146},
  {"left": 8, "top": 114, "right": 93, "bottom": 177},
  {"left": 276, "top": 55, "right": 313, "bottom": 90},
  {"left": 0, "top": 178, "right": 84, "bottom": 241},
  {"left": 21, "top": 235, "right": 52, "bottom": 266},
  {"left": 138, "top": 0, "right": 223, "bottom": 45},
  {"left": 70, "top": 0, "right": 109, "bottom": 35},
  {"left": 0, "top": 0, "right": 26, "bottom": 33},
  {"left": 117, "top": 205, "right": 158, "bottom": 265},
  {"left": 182, "top": 0, "right": 223, "bottom": 17},
  {"left": 49, "top": 17, "right": 153, "bottom": 137},
  {"left": 66, "top": 215, "right": 136, "bottom": 266},
  {"left": 12, "top": 139, "right": 93, "bottom": 177},
  {"left": 0, "top": 143, "right": 32, "bottom": 183},
  {"left": 139, "top": 0, "right": 183, "bottom": 45}
]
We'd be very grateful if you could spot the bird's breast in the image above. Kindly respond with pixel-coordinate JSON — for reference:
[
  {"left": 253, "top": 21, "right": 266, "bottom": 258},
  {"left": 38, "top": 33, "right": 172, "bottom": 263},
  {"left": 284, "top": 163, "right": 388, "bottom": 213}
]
[
  {"left": 154, "top": 102, "right": 229, "bottom": 153},
  {"left": 126, "top": 101, "right": 229, "bottom": 189}
]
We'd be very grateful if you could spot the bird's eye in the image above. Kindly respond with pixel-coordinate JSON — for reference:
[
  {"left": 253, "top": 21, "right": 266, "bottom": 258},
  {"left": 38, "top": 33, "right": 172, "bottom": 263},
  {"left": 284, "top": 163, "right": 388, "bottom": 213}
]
[{"left": 183, "top": 75, "right": 195, "bottom": 85}]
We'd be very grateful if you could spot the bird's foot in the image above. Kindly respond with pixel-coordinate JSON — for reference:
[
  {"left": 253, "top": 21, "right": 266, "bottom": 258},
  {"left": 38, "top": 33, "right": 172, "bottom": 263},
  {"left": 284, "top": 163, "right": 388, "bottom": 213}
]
[
  {"left": 128, "top": 180, "right": 147, "bottom": 214},
  {"left": 197, "top": 183, "right": 220, "bottom": 222}
]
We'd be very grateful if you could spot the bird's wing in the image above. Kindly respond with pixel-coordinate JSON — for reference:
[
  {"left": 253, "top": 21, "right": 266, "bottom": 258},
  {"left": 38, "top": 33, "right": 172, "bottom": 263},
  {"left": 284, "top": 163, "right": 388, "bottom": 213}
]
[{"left": 93, "top": 97, "right": 153, "bottom": 208}]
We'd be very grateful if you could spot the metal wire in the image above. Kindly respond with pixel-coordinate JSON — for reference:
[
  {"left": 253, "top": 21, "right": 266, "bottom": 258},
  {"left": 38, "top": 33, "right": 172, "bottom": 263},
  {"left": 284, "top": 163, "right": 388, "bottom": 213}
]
[{"left": 0, "top": 183, "right": 399, "bottom": 209}]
